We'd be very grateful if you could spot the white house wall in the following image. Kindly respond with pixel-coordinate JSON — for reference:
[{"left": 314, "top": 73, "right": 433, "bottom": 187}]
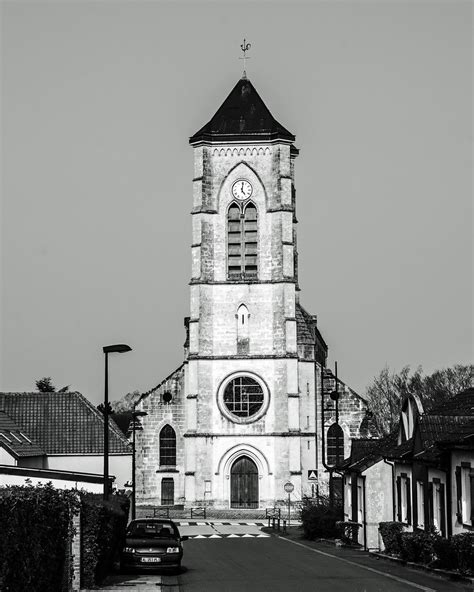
[{"left": 46, "top": 454, "right": 131, "bottom": 490}]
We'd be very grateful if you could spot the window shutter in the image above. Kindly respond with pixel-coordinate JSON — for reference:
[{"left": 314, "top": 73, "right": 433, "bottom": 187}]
[
  {"left": 439, "top": 483, "right": 446, "bottom": 537},
  {"left": 470, "top": 474, "right": 474, "bottom": 524},
  {"left": 406, "top": 477, "right": 412, "bottom": 525},
  {"left": 455, "top": 467, "right": 462, "bottom": 521},
  {"left": 396, "top": 477, "right": 402, "bottom": 522},
  {"left": 428, "top": 482, "right": 434, "bottom": 527}
]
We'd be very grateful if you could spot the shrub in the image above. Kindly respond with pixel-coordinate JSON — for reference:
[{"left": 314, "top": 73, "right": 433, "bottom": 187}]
[
  {"left": 336, "top": 521, "right": 361, "bottom": 545},
  {"left": 0, "top": 483, "right": 80, "bottom": 592},
  {"left": 399, "top": 531, "right": 434, "bottom": 564},
  {"left": 300, "top": 495, "right": 343, "bottom": 540},
  {"left": 80, "top": 493, "right": 129, "bottom": 588},
  {"left": 378, "top": 522, "right": 404, "bottom": 555},
  {"left": 451, "top": 532, "right": 474, "bottom": 575},
  {"left": 431, "top": 534, "right": 458, "bottom": 571}
]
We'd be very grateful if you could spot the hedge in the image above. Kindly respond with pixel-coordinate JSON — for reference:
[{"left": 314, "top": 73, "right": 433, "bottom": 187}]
[
  {"left": 300, "top": 495, "right": 343, "bottom": 540},
  {"left": 80, "top": 493, "right": 130, "bottom": 588},
  {"left": 0, "top": 482, "right": 80, "bottom": 592},
  {"left": 379, "top": 522, "right": 474, "bottom": 576},
  {"left": 0, "top": 484, "right": 130, "bottom": 592}
]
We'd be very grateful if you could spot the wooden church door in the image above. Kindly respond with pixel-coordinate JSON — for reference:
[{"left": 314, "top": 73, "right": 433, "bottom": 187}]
[{"left": 230, "top": 456, "right": 258, "bottom": 508}]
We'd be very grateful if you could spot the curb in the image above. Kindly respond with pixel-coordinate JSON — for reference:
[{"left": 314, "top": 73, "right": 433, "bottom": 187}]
[{"left": 369, "top": 551, "right": 474, "bottom": 585}]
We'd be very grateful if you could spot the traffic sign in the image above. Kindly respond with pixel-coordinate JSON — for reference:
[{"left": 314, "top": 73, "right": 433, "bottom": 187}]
[
  {"left": 307, "top": 470, "right": 318, "bottom": 481},
  {"left": 284, "top": 482, "right": 294, "bottom": 493}
]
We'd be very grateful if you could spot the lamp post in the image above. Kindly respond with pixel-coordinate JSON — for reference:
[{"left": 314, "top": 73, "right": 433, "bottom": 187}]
[
  {"left": 131, "top": 408, "right": 147, "bottom": 520},
  {"left": 103, "top": 343, "right": 132, "bottom": 500}
]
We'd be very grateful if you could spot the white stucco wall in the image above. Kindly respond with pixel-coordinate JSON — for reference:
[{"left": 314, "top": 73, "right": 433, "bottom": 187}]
[
  {"left": 0, "top": 447, "right": 16, "bottom": 465},
  {"left": 0, "top": 470, "right": 103, "bottom": 492},
  {"left": 364, "top": 461, "right": 393, "bottom": 549},
  {"left": 46, "top": 454, "right": 131, "bottom": 490}
]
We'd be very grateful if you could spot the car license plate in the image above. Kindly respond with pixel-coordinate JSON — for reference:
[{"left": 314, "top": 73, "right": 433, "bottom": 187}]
[{"left": 141, "top": 557, "right": 161, "bottom": 563}]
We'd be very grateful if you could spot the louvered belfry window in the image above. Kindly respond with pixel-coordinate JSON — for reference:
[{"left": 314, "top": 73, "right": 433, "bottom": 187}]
[
  {"left": 159, "top": 425, "right": 176, "bottom": 466},
  {"left": 227, "top": 202, "right": 258, "bottom": 279},
  {"left": 326, "top": 423, "right": 344, "bottom": 466}
]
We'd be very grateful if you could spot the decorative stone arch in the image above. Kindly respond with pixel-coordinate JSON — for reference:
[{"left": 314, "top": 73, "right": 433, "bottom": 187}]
[
  {"left": 217, "top": 443, "right": 271, "bottom": 477},
  {"left": 217, "top": 161, "right": 268, "bottom": 212},
  {"left": 216, "top": 444, "right": 272, "bottom": 509}
]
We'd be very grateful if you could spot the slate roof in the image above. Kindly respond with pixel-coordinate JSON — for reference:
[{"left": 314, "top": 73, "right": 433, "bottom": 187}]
[
  {"left": 295, "top": 303, "right": 315, "bottom": 344},
  {"left": 0, "top": 392, "right": 131, "bottom": 455},
  {"left": 385, "top": 437, "right": 414, "bottom": 461},
  {"left": 190, "top": 77, "right": 295, "bottom": 144},
  {"left": 0, "top": 411, "right": 45, "bottom": 458},
  {"left": 342, "top": 432, "right": 398, "bottom": 472},
  {"left": 428, "top": 388, "right": 474, "bottom": 416},
  {"left": 419, "top": 414, "right": 473, "bottom": 448}
]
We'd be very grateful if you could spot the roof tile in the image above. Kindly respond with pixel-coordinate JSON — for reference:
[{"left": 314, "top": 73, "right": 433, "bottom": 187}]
[{"left": 0, "top": 392, "right": 131, "bottom": 455}]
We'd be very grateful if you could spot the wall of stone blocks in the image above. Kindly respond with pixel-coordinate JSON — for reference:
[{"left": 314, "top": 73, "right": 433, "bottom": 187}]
[{"left": 136, "top": 366, "right": 186, "bottom": 504}]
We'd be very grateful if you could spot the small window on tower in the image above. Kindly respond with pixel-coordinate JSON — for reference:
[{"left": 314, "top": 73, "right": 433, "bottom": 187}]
[{"left": 236, "top": 304, "right": 250, "bottom": 354}]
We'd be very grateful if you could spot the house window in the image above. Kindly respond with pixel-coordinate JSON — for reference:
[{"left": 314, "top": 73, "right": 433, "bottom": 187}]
[
  {"left": 227, "top": 201, "right": 258, "bottom": 279},
  {"left": 161, "top": 478, "right": 174, "bottom": 506},
  {"left": 159, "top": 425, "right": 176, "bottom": 466},
  {"left": 416, "top": 481, "right": 425, "bottom": 528},
  {"left": 326, "top": 424, "right": 344, "bottom": 466},
  {"left": 357, "top": 483, "right": 363, "bottom": 524},
  {"left": 396, "top": 474, "right": 411, "bottom": 524},
  {"left": 457, "top": 464, "right": 474, "bottom": 525},
  {"left": 431, "top": 479, "right": 446, "bottom": 535},
  {"left": 346, "top": 476, "right": 352, "bottom": 508}
]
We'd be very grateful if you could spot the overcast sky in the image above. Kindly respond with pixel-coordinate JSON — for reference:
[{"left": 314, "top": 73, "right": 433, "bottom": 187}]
[{"left": 1, "top": 0, "right": 472, "bottom": 406}]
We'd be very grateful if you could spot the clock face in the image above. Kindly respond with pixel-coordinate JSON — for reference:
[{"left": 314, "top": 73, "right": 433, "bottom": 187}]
[{"left": 232, "top": 179, "right": 253, "bottom": 200}]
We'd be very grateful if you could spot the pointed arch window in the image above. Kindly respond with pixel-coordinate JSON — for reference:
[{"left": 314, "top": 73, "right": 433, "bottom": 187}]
[
  {"left": 327, "top": 423, "right": 344, "bottom": 467},
  {"left": 227, "top": 202, "right": 258, "bottom": 279},
  {"left": 159, "top": 425, "right": 176, "bottom": 466},
  {"left": 237, "top": 304, "right": 250, "bottom": 354}
]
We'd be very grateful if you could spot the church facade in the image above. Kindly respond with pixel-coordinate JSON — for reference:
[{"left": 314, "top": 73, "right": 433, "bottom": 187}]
[{"left": 135, "top": 75, "right": 368, "bottom": 509}]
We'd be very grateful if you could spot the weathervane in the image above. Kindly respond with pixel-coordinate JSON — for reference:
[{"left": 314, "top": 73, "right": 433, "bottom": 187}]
[{"left": 239, "top": 38, "right": 251, "bottom": 77}]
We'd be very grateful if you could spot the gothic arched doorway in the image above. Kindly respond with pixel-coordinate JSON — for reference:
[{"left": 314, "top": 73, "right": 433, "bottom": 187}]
[{"left": 230, "top": 455, "right": 258, "bottom": 508}]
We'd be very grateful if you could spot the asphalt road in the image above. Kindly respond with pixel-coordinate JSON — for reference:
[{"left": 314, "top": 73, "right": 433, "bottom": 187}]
[{"left": 97, "top": 534, "right": 473, "bottom": 592}]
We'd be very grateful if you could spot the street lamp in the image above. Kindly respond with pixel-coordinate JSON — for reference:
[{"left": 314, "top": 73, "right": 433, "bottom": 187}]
[
  {"left": 103, "top": 343, "right": 132, "bottom": 500},
  {"left": 131, "top": 408, "right": 147, "bottom": 520}
]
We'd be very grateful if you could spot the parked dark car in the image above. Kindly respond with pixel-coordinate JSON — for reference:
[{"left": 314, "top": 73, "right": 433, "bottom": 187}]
[{"left": 121, "top": 518, "right": 188, "bottom": 572}]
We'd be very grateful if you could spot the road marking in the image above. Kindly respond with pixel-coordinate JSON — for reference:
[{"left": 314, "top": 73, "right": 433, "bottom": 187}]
[{"left": 278, "top": 538, "right": 436, "bottom": 592}]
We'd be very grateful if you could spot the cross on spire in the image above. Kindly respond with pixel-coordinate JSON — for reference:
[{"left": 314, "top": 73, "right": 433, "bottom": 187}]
[{"left": 239, "top": 38, "right": 251, "bottom": 78}]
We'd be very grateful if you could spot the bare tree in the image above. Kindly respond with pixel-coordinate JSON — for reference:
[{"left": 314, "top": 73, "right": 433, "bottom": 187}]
[{"left": 365, "top": 364, "right": 473, "bottom": 435}]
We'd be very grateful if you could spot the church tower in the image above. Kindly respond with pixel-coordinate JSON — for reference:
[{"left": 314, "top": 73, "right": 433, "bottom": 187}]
[{"left": 136, "top": 73, "right": 367, "bottom": 510}]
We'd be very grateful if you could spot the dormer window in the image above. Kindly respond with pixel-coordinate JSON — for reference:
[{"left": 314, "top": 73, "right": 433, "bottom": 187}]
[{"left": 227, "top": 202, "right": 258, "bottom": 279}]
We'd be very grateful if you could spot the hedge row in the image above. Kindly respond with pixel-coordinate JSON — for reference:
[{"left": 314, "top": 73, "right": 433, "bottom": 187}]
[
  {"left": 0, "top": 484, "right": 130, "bottom": 592},
  {"left": 300, "top": 495, "right": 343, "bottom": 540},
  {"left": 0, "top": 483, "right": 80, "bottom": 592},
  {"left": 379, "top": 521, "right": 474, "bottom": 575},
  {"left": 80, "top": 493, "right": 129, "bottom": 588}
]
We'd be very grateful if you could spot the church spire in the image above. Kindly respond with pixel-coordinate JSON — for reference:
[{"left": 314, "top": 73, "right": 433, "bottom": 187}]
[{"left": 189, "top": 77, "right": 295, "bottom": 144}]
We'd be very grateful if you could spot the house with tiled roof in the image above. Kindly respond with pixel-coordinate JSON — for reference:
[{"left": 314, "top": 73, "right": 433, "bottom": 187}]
[
  {"left": 341, "top": 431, "right": 398, "bottom": 549},
  {"left": 0, "top": 391, "right": 131, "bottom": 491},
  {"left": 342, "top": 387, "right": 474, "bottom": 549}
]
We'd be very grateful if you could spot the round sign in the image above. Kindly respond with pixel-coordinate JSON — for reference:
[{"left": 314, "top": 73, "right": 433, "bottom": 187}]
[{"left": 284, "top": 482, "right": 294, "bottom": 493}]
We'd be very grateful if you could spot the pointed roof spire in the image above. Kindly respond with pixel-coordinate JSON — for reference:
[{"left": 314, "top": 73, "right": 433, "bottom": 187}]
[{"left": 189, "top": 78, "right": 295, "bottom": 144}]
